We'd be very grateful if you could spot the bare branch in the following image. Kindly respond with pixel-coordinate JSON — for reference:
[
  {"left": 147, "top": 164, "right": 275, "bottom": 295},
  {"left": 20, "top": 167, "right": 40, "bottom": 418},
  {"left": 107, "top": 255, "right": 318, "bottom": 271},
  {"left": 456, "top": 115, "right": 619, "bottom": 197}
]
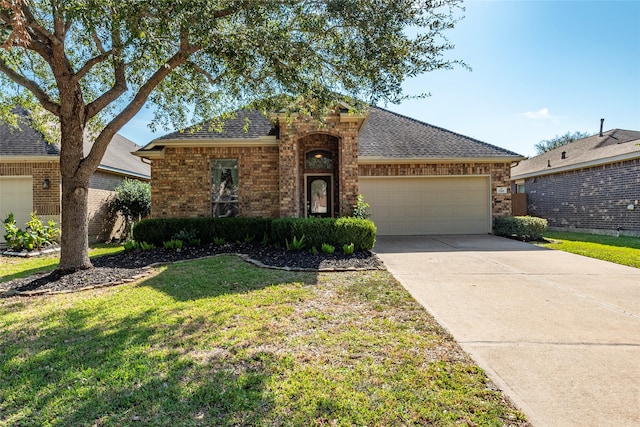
[
  {"left": 189, "top": 62, "right": 221, "bottom": 85},
  {"left": 91, "top": 31, "right": 106, "bottom": 54},
  {"left": 0, "top": 56, "right": 60, "bottom": 114}
]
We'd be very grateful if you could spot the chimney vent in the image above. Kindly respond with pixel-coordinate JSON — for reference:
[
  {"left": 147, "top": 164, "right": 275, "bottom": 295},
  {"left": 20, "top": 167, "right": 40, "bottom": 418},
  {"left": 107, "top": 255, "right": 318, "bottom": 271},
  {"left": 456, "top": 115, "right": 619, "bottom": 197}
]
[
  {"left": 547, "top": 160, "right": 551, "bottom": 167},
  {"left": 599, "top": 118, "right": 604, "bottom": 137},
  {"left": 561, "top": 151, "right": 566, "bottom": 159}
]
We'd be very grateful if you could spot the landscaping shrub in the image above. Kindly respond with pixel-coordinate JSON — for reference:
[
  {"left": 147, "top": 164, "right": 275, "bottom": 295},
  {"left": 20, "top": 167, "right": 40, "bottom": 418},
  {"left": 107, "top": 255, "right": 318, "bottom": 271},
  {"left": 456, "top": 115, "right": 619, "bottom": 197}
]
[
  {"left": 271, "top": 217, "right": 376, "bottom": 251},
  {"left": 2, "top": 212, "right": 59, "bottom": 251},
  {"left": 133, "top": 217, "right": 272, "bottom": 246},
  {"left": 494, "top": 216, "right": 548, "bottom": 241},
  {"left": 135, "top": 216, "right": 377, "bottom": 251}
]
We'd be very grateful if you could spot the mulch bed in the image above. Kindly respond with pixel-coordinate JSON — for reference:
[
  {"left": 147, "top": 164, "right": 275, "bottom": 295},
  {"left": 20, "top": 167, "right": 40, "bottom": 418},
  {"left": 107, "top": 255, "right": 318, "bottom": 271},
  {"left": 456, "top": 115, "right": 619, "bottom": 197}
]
[{"left": 1, "top": 242, "right": 384, "bottom": 297}]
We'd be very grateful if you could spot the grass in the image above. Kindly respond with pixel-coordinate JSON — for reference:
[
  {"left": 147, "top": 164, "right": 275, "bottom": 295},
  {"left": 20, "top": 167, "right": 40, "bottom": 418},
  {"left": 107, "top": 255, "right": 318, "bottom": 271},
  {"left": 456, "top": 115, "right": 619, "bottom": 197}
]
[
  {"left": 0, "top": 255, "right": 527, "bottom": 426},
  {"left": 538, "top": 230, "right": 640, "bottom": 268},
  {"left": 0, "top": 243, "right": 123, "bottom": 283}
]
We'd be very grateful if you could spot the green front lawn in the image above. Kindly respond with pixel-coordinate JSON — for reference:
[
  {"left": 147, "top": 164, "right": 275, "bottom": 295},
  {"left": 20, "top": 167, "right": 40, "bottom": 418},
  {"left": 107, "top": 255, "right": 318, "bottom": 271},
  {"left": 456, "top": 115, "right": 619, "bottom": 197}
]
[
  {"left": 539, "top": 230, "right": 640, "bottom": 268},
  {"left": 0, "top": 255, "right": 527, "bottom": 426},
  {"left": 0, "top": 244, "right": 123, "bottom": 283}
]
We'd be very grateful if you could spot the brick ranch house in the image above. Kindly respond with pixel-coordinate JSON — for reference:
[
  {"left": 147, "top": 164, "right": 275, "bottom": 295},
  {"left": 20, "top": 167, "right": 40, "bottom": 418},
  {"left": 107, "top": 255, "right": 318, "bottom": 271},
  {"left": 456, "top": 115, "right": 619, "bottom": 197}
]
[
  {"left": 134, "top": 104, "right": 524, "bottom": 235},
  {"left": 511, "top": 127, "right": 640, "bottom": 237},
  {"left": 0, "top": 109, "right": 150, "bottom": 245}
]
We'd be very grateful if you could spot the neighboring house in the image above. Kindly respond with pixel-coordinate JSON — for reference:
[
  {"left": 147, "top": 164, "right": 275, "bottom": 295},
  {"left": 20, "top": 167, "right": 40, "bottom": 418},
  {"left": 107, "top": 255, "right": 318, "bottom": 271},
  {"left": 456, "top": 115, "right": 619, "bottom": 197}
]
[
  {"left": 511, "top": 128, "right": 640, "bottom": 237},
  {"left": 0, "top": 109, "right": 150, "bottom": 244},
  {"left": 134, "top": 104, "right": 524, "bottom": 236}
]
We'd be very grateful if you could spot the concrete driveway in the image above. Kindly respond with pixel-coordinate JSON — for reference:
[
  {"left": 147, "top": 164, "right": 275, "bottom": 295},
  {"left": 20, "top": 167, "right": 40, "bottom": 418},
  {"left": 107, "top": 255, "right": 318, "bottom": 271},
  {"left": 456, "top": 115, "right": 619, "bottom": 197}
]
[{"left": 374, "top": 235, "right": 640, "bottom": 427}]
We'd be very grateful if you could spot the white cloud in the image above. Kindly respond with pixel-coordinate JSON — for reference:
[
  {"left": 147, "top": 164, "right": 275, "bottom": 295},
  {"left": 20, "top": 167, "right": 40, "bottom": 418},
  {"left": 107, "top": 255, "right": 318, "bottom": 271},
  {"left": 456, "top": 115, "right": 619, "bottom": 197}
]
[{"left": 520, "top": 108, "right": 551, "bottom": 120}]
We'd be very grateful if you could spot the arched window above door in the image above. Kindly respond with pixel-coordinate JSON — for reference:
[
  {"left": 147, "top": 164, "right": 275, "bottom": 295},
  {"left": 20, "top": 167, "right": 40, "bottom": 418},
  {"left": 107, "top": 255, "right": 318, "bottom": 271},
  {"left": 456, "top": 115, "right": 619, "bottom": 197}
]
[{"left": 305, "top": 150, "right": 333, "bottom": 169}]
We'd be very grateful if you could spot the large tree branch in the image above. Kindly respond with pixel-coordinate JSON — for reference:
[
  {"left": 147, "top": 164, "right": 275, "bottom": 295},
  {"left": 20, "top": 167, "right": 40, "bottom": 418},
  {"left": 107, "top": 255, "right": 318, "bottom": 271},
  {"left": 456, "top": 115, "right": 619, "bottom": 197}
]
[
  {"left": 83, "top": 42, "right": 200, "bottom": 172},
  {"left": 85, "top": 23, "right": 127, "bottom": 119},
  {"left": 72, "top": 49, "right": 112, "bottom": 82},
  {"left": 0, "top": 57, "right": 60, "bottom": 114}
]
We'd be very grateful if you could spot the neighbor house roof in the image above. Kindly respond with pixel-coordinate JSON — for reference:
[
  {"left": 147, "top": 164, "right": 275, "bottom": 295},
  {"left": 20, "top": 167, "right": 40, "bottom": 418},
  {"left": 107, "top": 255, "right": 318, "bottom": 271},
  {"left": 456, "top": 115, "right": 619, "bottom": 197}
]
[
  {"left": 358, "top": 107, "right": 524, "bottom": 162},
  {"left": 511, "top": 129, "right": 640, "bottom": 179},
  {"left": 0, "top": 108, "right": 149, "bottom": 179},
  {"left": 83, "top": 134, "right": 150, "bottom": 179},
  {"left": 0, "top": 108, "right": 59, "bottom": 157},
  {"left": 135, "top": 106, "right": 524, "bottom": 162}
]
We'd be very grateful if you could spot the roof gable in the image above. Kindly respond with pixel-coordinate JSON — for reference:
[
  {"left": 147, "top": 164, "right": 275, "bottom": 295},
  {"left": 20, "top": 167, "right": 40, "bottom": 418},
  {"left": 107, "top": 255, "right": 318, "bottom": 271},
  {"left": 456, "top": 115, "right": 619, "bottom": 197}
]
[
  {"left": 512, "top": 129, "right": 640, "bottom": 179},
  {"left": 83, "top": 134, "right": 150, "bottom": 178}
]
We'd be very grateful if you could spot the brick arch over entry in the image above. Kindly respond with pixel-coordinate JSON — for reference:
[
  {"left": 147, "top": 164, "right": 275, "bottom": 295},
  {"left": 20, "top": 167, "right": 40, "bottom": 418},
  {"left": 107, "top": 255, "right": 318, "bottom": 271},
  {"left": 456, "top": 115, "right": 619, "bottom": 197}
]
[
  {"left": 276, "top": 112, "right": 361, "bottom": 217},
  {"left": 298, "top": 133, "right": 340, "bottom": 217}
]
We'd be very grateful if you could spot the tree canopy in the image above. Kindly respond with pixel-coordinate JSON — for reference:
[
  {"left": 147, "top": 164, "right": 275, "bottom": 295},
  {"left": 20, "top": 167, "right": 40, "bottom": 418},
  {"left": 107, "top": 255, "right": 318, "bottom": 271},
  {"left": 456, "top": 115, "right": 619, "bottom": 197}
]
[
  {"left": 534, "top": 131, "right": 590, "bottom": 155},
  {"left": 0, "top": 0, "right": 466, "bottom": 271}
]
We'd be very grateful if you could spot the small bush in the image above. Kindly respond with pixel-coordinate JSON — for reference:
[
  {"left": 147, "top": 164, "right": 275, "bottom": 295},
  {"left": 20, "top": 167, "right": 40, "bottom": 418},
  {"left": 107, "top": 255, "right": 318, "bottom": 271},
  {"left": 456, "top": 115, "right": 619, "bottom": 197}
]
[
  {"left": 163, "top": 239, "right": 183, "bottom": 249},
  {"left": 351, "top": 194, "right": 371, "bottom": 219},
  {"left": 213, "top": 236, "right": 226, "bottom": 245},
  {"left": 342, "top": 242, "right": 355, "bottom": 255},
  {"left": 172, "top": 228, "right": 199, "bottom": 246},
  {"left": 321, "top": 243, "right": 335, "bottom": 254},
  {"left": 2, "top": 212, "right": 59, "bottom": 251},
  {"left": 140, "top": 241, "right": 156, "bottom": 251},
  {"left": 310, "top": 246, "right": 318, "bottom": 255},
  {"left": 494, "top": 216, "right": 548, "bottom": 241},
  {"left": 286, "top": 235, "right": 306, "bottom": 251},
  {"left": 123, "top": 240, "right": 139, "bottom": 251}
]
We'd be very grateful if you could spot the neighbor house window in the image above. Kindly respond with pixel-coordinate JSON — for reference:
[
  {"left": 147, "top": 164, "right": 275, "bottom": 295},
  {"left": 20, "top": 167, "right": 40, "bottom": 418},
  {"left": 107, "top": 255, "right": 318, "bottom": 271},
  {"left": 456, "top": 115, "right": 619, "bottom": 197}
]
[
  {"left": 517, "top": 184, "right": 526, "bottom": 193},
  {"left": 211, "top": 159, "right": 239, "bottom": 217},
  {"left": 305, "top": 150, "right": 333, "bottom": 169}
]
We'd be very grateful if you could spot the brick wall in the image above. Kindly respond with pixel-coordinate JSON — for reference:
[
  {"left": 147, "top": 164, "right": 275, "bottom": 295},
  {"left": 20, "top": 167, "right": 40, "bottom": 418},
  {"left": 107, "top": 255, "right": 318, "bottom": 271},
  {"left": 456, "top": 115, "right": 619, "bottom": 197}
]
[
  {"left": 151, "top": 145, "right": 280, "bottom": 218},
  {"left": 87, "top": 171, "right": 130, "bottom": 242},
  {"left": 359, "top": 162, "right": 513, "bottom": 220},
  {"left": 278, "top": 111, "right": 360, "bottom": 217},
  {"left": 525, "top": 159, "right": 640, "bottom": 233},
  {"left": 0, "top": 161, "right": 61, "bottom": 217}
]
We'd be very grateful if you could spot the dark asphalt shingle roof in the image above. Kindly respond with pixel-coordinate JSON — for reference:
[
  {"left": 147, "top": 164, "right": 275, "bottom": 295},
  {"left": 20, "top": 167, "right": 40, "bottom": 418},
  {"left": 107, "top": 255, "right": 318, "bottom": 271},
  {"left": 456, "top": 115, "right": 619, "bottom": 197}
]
[
  {"left": 155, "top": 109, "right": 278, "bottom": 140},
  {"left": 511, "top": 129, "right": 640, "bottom": 178},
  {"left": 84, "top": 134, "right": 150, "bottom": 178},
  {"left": 0, "top": 108, "right": 59, "bottom": 156},
  {"left": 1, "top": 108, "right": 149, "bottom": 178},
  {"left": 359, "top": 107, "right": 523, "bottom": 159}
]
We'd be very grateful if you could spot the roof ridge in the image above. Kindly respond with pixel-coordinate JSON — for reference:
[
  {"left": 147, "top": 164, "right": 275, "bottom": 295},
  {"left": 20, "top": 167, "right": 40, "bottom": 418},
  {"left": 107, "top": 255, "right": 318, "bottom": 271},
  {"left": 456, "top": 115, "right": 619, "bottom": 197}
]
[{"left": 371, "top": 105, "right": 523, "bottom": 157}]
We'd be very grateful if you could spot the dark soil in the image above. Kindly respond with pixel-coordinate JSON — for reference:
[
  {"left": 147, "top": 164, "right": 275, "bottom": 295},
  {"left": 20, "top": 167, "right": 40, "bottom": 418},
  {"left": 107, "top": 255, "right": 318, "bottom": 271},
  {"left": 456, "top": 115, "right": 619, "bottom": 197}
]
[{"left": 1, "top": 242, "right": 384, "bottom": 296}]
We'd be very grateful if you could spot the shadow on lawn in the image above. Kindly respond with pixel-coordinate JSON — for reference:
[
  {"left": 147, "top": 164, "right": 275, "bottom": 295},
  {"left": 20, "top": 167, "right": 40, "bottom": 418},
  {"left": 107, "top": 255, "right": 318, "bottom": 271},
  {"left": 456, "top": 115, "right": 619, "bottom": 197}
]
[
  {"left": 141, "top": 255, "right": 318, "bottom": 302},
  {"left": 1, "top": 296, "right": 281, "bottom": 425}
]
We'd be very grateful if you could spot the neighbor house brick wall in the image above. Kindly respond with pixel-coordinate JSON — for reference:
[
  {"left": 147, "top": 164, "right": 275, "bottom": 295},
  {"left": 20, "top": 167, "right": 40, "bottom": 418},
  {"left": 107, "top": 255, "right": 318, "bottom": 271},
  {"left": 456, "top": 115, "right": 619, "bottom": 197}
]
[
  {"left": 359, "top": 162, "right": 513, "bottom": 220},
  {"left": 151, "top": 145, "right": 279, "bottom": 218},
  {"left": 524, "top": 159, "right": 640, "bottom": 233},
  {"left": 87, "top": 171, "right": 131, "bottom": 242},
  {"left": 0, "top": 161, "right": 61, "bottom": 216},
  {"left": 278, "top": 111, "right": 360, "bottom": 217}
]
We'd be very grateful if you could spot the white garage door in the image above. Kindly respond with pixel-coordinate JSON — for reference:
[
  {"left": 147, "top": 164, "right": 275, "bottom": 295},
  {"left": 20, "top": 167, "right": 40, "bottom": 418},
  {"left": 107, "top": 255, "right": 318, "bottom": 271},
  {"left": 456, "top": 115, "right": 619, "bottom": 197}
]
[
  {"left": 0, "top": 177, "right": 33, "bottom": 244},
  {"left": 359, "top": 176, "right": 490, "bottom": 235}
]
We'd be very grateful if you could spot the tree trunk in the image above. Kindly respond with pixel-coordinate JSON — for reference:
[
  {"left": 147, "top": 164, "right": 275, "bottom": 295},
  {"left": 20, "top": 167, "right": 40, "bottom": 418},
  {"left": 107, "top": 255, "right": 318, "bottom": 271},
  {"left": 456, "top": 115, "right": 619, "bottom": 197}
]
[
  {"left": 58, "top": 174, "right": 92, "bottom": 271},
  {"left": 57, "top": 115, "right": 93, "bottom": 272}
]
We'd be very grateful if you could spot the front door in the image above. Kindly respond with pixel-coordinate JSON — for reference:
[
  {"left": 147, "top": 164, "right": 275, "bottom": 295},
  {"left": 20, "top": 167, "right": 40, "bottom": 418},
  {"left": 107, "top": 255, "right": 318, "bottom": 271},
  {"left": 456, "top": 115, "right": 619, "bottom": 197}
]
[{"left": 306, "top": 175, "right": 332, "bottom": 217}]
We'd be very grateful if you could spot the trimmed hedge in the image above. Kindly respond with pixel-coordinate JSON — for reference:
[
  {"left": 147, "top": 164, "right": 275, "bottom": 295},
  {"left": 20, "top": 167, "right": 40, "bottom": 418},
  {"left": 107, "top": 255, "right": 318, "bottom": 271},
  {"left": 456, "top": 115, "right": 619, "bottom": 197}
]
[
  {"left": 132, "top": 217, "right": 272, "bottom": 246},
  {"left": 494, "top": 216, "right": 548, "bottom": 241},
  {"left": 133, "top": 216, "right": 377, "bottom": 250},
  {"left": 271, "top": 217, "right": 376, "bottom": 251}
]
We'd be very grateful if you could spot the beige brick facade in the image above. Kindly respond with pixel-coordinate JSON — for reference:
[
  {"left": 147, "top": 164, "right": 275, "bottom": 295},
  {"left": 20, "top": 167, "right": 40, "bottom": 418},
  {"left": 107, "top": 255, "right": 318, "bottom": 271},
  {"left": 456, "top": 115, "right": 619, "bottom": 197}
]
[
  {"left": 151, "top": 145, "right": 280, "bottom": 218},
  {"left": 144, "top": 107, "right": 516, "bottom": 227}
]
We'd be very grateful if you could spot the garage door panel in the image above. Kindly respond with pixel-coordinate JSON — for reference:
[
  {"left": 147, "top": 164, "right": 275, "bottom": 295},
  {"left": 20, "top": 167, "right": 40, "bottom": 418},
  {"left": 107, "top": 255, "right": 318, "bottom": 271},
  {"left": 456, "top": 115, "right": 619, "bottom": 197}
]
[
  {"left": 0, "top": 177, "right": 33, "bottom": 244},
  {"left": 359, "top": 177, "right": 490, "bottom": 235}
]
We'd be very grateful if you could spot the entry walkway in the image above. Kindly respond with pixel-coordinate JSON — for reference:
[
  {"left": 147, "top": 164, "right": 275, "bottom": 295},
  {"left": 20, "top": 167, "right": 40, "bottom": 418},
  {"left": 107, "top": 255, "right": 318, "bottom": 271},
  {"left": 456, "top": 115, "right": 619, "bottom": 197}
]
[{"left": 374, "top": 235, "right": 640, "bottom": 427}]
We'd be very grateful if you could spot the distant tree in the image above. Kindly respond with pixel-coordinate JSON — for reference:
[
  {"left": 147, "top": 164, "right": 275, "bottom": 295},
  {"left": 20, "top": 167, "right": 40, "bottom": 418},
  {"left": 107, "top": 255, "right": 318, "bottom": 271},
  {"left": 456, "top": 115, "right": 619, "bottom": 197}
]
[
  {"left": 534, "top": 131, "right": 590, "bottom": 154},
  {"left": 0, "top": 0, "right": 466, "bottom": 272}
]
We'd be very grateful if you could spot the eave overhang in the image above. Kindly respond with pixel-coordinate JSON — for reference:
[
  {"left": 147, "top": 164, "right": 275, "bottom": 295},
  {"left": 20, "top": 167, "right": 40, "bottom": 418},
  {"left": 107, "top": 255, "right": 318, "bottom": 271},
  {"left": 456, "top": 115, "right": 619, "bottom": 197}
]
[
  {"left": 132, "top": 136, "right": 279, "bottom": 160},
  {"left": 358, "top": 155, "right": 526, "bottom": 165}
]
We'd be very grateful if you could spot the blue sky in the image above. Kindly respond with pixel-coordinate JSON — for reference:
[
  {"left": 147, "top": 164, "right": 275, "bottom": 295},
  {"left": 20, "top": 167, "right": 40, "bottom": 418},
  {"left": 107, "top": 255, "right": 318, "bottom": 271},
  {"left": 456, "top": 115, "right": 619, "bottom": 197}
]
[{"left": 120, "top": 0, "right": 640, "bottom": 158}]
